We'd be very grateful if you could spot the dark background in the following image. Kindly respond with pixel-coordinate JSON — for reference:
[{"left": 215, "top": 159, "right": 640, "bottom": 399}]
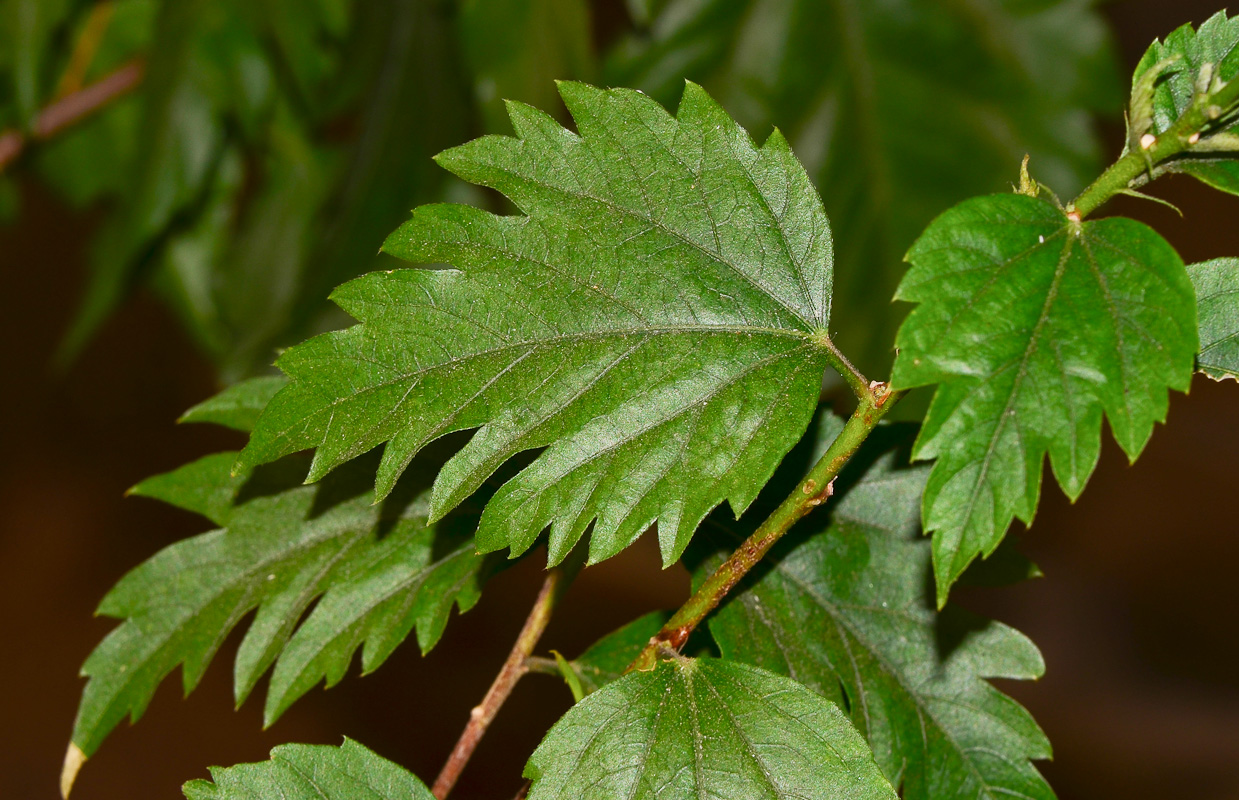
[{"left": 2, "top": 1, "right": 1238, "bottom": 797}]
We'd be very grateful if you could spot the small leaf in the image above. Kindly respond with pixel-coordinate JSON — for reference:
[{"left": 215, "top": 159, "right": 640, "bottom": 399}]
[
  {"left": 892, "top": 194, "right": 1197, "bottom": 598},
  {"left": 182, "top": 738, "right": 434, "bottom": 800},
  {"left": 1187, "top": 258, "right": 1239, "bottom": 381},
  {"left": 550, "top": 650, "right": 586, "bottom": 702},
  {"left": 1132, "top": 11, "right": 1239, "bottom": 195},
  {"left": 241, "top": 81, "right": 840, "bottom": 569},
  {"left": 179, "top": 376, "right": 288, "bottom": 432},
  {"left": 525, "top": 657, "right": 897, "bottom": 800},
  {"left": 695, "top": 420, "right": 1053, "bottom": 799},
  {"left": 71, "top": 451, "right": 487, "bottom": 759}
]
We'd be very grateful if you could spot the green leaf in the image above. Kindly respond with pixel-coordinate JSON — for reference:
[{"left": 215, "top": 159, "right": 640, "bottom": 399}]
[
  {"left": 1187, "top": 258, "right": 1239, "bottom": 381},
  {"left": 182, "top": 738, "right": 434, "bottom": 800},
  {"left": 892, "top": 194, "right": 1197, "bottom": 597},
  {"left": 71, "top": 450, "right": 487, "bottom": 758},
  {"left": 180, "top": 376, "right": 288, "bottom": 432},
  {"left": 696, "top": 421, "right": 1053, "bottom": 799},
  {"left": 607, "top": 0, "right": 1119, "bottom": 371},
  {"left": 240, "top": 81, "right": 840, "bottom": 569},
  {"left": 1132, "top": 11, "right": 1239, "bottom": 195},
  {"left": 525, "top": 657, "right": 897, "bottom": 800}
]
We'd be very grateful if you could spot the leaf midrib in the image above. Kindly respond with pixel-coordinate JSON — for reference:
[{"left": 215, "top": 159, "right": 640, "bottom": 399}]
[{"left": 270, "top": 324, "right": 814, "bottom": 455}]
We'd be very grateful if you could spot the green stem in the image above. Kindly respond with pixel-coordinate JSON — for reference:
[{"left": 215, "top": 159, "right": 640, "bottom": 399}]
[
  {"left": 626, "top": 385, "right": 905, "bottom": 673},
  {"left": 1070, "top": 70, "right": 1239, "bottom": 219}
]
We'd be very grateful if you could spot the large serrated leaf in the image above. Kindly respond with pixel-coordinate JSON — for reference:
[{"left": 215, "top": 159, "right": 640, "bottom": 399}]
[
  {"left": 606, "top": 0, "right": 1118, "bottom": 371},
  {"left": 1187, "top": 258, "right": 1239, "bottom": 381},
  {"left": 70, "top": 449, "right": 487, "bottom": 758},
  {"left": 239, "top": 81, "right": 840, "bottom": 570},
  {"left": 1132, "top": 11, "right": 1239, "bottom": 195},
  {"left": 525, "top": 657, "right": 897, "bottom": 800},
  {"left": 182, "top": 738, "right": 434, "bottom": 800},
  {"left": 891, "top": 194, "right": 1197, "bottom": 597},
  {"left": 696, "top": 420, "right": 1052, "bottom": 800}
]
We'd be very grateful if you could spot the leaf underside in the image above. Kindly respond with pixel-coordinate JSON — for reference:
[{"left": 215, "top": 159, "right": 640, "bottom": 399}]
[
  {"left": 1134, "top": 11, "right": 1239, "bottom": 195},
  {"left": 71, "top": 445, "right": 487, "bottom": 758},
  {"left": 1187, "top": 258, "right": 1239, "bottom": 381},
  {"left": 892, "top": 193, "right": 1196, "bottom": 597},
  {"left": 697, "top": 420, "right": 1052, "bottom": 800},
  {"left": 525, "top": 657, "right": 897, "bottom": 800},
  {"left": 239, "top": 80, "right": 838, "bottom": 570},
  {"left": 182, "top": 738, "right": 435, "bottom": 800}
]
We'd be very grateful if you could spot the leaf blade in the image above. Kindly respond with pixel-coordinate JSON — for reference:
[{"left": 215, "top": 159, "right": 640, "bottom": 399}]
[
  {"left": 891, "top": 194, "right": 1196, "bottom": 596},
  {"left": 525, "top": 657, "right": 897, "bottom": 800},
  {"left": 240, "top": 81, "right": 837, "bottom": 568},
  {"left": 71, "top": 451, "right": 486, "bottom": 758},
  {"left": 182, "top": 738, "right": 435, "bottom": 800}
]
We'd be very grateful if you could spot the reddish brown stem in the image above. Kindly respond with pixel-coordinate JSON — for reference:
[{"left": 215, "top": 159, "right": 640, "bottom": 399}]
[
  {"left": 0, "top": 59, "right": 144, "bottom": 173},
  {"left": 432, "top": 569, "right": 567, "bottom": 799}
]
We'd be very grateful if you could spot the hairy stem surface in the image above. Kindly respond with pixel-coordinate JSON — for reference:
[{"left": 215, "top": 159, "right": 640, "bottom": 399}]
[
  {"left": 627, "top": 385, "right": 905, "bottom": 673},
  {"left": 1070, "top": 69, "right": 1239, "bottom": 218}
]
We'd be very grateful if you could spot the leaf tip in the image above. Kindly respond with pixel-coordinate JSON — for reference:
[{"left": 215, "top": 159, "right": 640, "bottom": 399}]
[{"left": 61, "top": 743, "right": 86, "bottom": 798}]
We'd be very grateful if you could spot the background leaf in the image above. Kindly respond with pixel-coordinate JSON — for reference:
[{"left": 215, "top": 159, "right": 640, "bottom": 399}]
[
  {"left": 240, "top": 81, "right": 840, "bottom": 570},
  {"left": 891, "top": 194, "right": 1197, "bottom": 597},
  {"left": 182, "top": 738, "right": 434, "bottom": 800},
  {"left": 694, "top": 419, "right": 1053, "bottom": 799},
  {"left": 525, "top": 657, "right": 898, "bottom": 800},
  {"left": 1187, "top": 257, "right": 1239, "bottom": 380}
]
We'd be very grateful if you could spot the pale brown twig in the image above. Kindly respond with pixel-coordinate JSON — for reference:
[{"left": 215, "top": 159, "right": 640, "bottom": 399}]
[
  {"left": 0, "top": 59, "right": 143, "bottom": 173},
  {"left": 431, "top": 568, "right": 568, "bottom": 799}
]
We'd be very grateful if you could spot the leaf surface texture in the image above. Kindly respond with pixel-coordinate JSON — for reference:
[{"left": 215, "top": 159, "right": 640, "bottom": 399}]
[
  {"left": 526, "top": 657, "right": 897, "bottom": 800},
  {"left": 240, "top": 81, "right": 838, "bottom": 568},
  {"left": 182, "top": 738, "right": 434, "bottom": 800},
  {"left": 892, "top": 194, "right": 1196, "bottom": 595}
]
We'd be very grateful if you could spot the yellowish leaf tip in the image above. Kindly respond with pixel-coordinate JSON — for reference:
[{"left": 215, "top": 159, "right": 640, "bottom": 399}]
[{"left": 61, "top": 743, "right": 86, "bottom": 798}]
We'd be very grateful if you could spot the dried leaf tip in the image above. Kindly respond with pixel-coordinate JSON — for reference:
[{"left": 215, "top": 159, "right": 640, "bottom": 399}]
[{"left": 61, "top": 743, "right": 86, "bottom": 798}]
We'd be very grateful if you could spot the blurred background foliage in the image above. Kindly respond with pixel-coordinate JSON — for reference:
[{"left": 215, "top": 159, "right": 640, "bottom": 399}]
[
  {"left": 5, "top": 3, "right": 1239, "bottom": 800},
  {"left": 1, "top": 0, "right": 1118, "bottom": 382}
]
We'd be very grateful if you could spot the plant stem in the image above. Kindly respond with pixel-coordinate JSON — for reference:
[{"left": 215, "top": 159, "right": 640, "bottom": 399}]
[
  {"left": 523, "top": 655, "right": 562, "bottom": 676},
  {"left": 0, "top": 59, "right": 144, "bottom": 173},
  {"left": 432, "top": 568, "right": 570, "bottom": 799},
  {"left": 626, "top": 385, "right": 905, "bottom": 673},
  {"left": 1070, "top": 70, "right": 1239, "bottom": 219}
]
